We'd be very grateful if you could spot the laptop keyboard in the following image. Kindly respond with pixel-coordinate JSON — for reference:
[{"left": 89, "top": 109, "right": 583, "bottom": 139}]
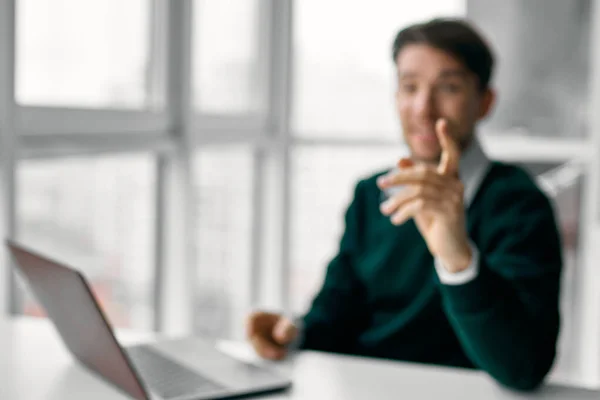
[{"left": 126, "top": 345, "right": 227, "bottom": 400}]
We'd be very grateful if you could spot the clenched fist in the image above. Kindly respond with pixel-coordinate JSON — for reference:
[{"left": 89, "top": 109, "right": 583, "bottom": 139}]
[{"left": 246, "top": 311, "right": 299, "bottom": 360}]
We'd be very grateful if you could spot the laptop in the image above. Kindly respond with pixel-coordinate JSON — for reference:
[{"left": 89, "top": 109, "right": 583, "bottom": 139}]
[{"left": 7, "top": 240, "right": 291, "bottom": 400}]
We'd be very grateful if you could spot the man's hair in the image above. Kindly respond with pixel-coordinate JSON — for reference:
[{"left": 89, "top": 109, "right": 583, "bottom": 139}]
[{"left": 392, "top": 18, "right": 494, "bottom": 91}]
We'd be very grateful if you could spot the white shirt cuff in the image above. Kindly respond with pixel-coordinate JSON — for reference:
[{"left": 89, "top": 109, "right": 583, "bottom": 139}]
[{"left": 434, "top": 243, "right": 479, "bottom": 285}]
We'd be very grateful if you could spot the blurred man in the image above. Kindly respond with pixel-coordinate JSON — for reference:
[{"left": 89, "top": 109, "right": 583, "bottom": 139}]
[{"left": 247, "top": 18, "right": 562, "bottom": 392}]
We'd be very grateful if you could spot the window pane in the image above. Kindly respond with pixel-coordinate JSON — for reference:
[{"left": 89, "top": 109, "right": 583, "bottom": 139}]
[
  {"left": 193, "top": 0, "right": 265, "bottom": 114},
  {"left": 470, "top": 0, "right": 591, "bottom": 138},
  {"left": 16, "top": 154, "right": 156, "bottom": 330},
  {"left": 292, "top": 0, "right": 465, "bottom": 139},
  {"left": 193, "top": 146, "right": 254, "bottom": 339},
  {"left": 290, "top": 146, "right": 403, "bottom": 312},
  {"left": 16, "top": 0, "right": 156, "bottom": 109}
]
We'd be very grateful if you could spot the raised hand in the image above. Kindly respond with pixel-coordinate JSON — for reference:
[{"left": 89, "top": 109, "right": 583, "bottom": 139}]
[{"left": 377, "top": 119, "right": 472, "bottom": 272}]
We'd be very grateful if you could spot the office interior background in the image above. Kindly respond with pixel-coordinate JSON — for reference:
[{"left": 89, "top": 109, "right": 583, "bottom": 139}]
[{"left": 1, "top": 0, "right": 600, "bottom": 390}]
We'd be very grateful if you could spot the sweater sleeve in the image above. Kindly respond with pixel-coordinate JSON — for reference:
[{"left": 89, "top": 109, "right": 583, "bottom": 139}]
[
  {"left": 299, "top": 180, "right": 370, "bottom": 354},
  {"left": 437, "top": 182, "right": 563, "bottom": 392}
]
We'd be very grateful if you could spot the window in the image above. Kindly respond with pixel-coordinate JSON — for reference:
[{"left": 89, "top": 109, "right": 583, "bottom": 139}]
[
  {"left": 192, "top": 0, "right": 265, "bottom": 115},
  {"left": 290, "top": 146, "right": 403, "bottom": 312},
  {"left": 292, "top": 0, "right": 465, "bottom": 139},
  {"left": 16, "top": 154, "right": 156, "bottom": 330},
  {"left": 193, "top": 146, "right": 254, "bottom": 338},
  {"left": 16, "top": 0, "right": 157, "bottom": 109}
]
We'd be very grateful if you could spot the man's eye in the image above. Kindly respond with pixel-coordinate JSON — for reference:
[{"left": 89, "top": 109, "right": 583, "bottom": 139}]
[
  {"left": 400, "top": 83, "right": 417, "bottom": 93},
  {"left": 438, "top": 83, "right": 461, "bottom": 93}
]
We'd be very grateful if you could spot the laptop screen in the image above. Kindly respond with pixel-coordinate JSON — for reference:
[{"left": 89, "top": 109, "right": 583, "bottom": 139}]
[{"left": 7, "top": 240, "right": 150, "bottom": 400}]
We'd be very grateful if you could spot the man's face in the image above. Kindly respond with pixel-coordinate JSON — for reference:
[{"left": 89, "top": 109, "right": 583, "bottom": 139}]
[{"left": 395, "top": 44, "right": 494, "bottom": 163}]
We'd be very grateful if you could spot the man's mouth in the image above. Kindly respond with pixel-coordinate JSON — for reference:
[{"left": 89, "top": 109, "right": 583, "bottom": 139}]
[{"left": 412, "top": 131, "right": 438, "bottom": 142}]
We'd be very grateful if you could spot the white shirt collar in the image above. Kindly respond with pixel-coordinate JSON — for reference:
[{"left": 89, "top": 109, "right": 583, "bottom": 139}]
[{"left": 458, "top": 137, "right": 490, "bottom": 206}]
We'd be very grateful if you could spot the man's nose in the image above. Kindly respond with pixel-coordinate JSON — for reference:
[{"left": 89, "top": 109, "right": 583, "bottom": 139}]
[{"left": 414, "top": 90, "right": 436, "bottom": 120}]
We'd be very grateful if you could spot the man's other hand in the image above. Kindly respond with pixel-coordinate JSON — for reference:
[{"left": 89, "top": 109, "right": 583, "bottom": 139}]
[{"left": 246, "top": 311, "right": 298, "bottom": 360}]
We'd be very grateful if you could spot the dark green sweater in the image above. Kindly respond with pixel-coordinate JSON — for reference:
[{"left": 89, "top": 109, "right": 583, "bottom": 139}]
[{"left": 299, "top": 161, "right": 562, "bottom": 391}]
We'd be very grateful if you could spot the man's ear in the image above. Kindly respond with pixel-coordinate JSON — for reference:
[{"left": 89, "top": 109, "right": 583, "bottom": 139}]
[{"left": 478, "top": 87, "right": 496, "bottom": 120}]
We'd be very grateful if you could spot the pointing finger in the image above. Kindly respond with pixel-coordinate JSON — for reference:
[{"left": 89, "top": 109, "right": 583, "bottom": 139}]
[{"left": 435, "top": 118, "right": 460, "bottom": 177}]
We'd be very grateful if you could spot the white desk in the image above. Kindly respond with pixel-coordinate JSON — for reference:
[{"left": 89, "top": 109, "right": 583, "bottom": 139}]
[{"left": 1, "top": 317, "right": 598, "bottom": 400}]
